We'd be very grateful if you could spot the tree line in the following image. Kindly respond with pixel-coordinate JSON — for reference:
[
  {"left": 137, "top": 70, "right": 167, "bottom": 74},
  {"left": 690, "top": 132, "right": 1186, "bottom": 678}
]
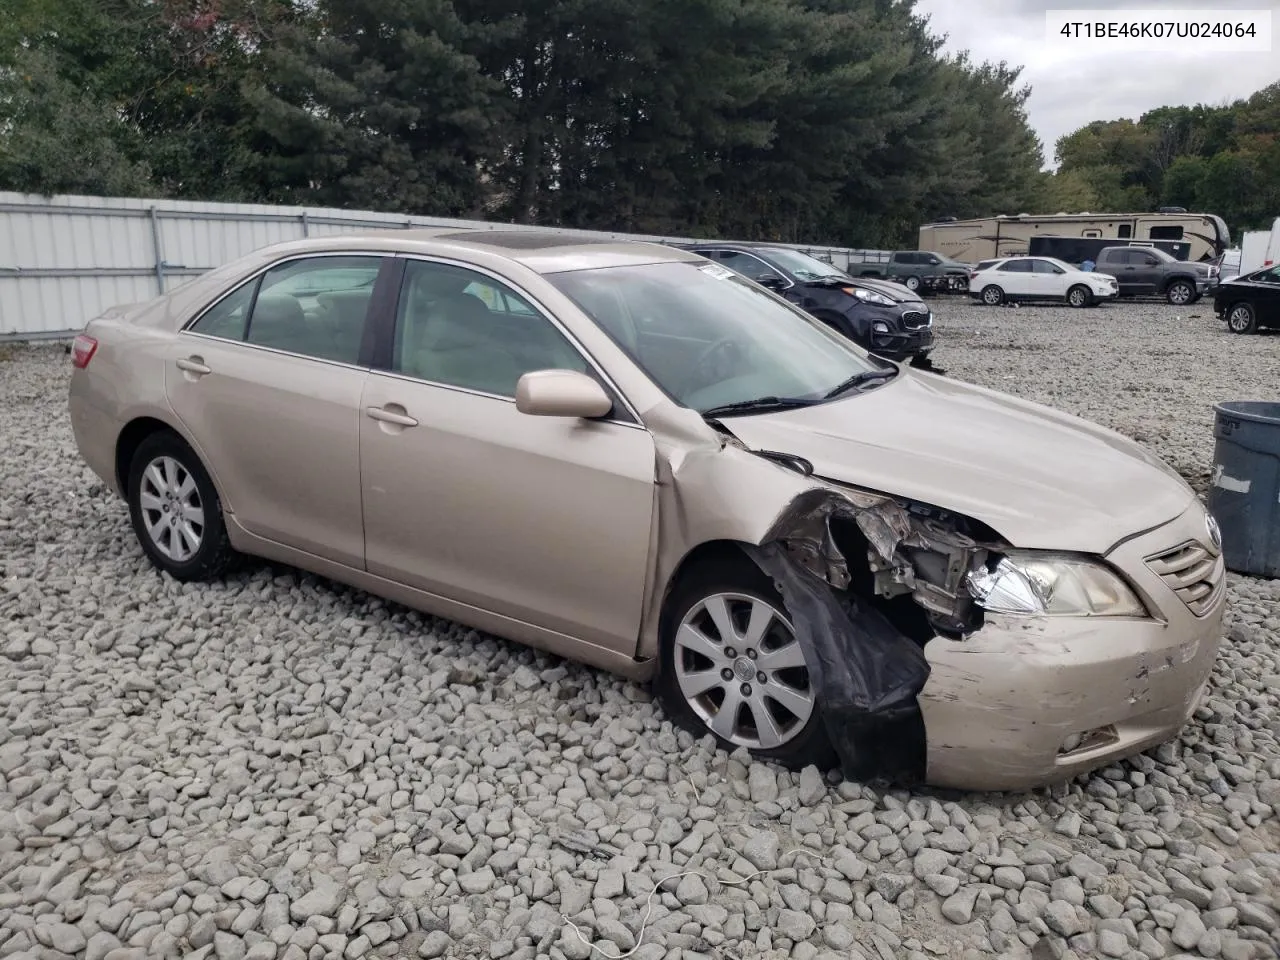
[
  {"left": 0, "top": 0, "right": 1045, "bottom": 247},
  {"left": 1040, "top": 81, "right": 1280, "bottom": 238}
]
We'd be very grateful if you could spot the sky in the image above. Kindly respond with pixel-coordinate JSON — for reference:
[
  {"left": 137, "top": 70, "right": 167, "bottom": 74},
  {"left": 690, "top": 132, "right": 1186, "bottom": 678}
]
[{"left": 913, "top": 0, "right": 1280, "bottom": 168}]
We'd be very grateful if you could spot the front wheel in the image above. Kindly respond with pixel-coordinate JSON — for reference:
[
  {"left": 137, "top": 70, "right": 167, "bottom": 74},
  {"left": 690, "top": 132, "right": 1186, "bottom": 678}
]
[
  {"left": 1066, "top": 284, "right": 1092, "bottom": 308},
  {"left": 656, "top": 556, "right": 834, "bottom": 770},
  {"left": 127, "top": 430, "right": 236, "bottom": 581},
  {"left": 980, "top": 284, "right": 1004, "bottom": 306},
  {"left": 1166, "top": 280, "right": 1194, "bottom": 305},
  {"left": 903, "top": 275, "right": 921, "bottom": 292},
  {"left": 1226, "top": 302, "right": 1258, "bottom": 334}
]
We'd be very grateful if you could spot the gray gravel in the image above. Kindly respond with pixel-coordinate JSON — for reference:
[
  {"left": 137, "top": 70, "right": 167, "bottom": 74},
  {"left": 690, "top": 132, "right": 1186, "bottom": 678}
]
[{"left": 2, "top": 298, "right": 1279, "bottom": 960}]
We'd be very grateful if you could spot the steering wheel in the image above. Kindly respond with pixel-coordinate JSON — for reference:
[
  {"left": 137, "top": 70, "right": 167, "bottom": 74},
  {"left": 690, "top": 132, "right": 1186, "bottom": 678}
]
[{"left": 692, "top": 337, "right": 740, "bottom": 374}]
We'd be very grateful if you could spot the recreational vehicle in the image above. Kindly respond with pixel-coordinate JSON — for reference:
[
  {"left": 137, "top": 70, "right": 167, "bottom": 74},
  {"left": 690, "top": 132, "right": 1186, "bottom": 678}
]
[{"left": 920, "top": 212, "right": 1230, "bottom": 264}]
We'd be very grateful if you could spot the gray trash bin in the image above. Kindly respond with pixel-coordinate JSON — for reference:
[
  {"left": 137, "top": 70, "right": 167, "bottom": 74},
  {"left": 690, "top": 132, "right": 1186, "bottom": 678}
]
[{"left": 1208, "top": 401, "right": 1280, "bottom": 578}]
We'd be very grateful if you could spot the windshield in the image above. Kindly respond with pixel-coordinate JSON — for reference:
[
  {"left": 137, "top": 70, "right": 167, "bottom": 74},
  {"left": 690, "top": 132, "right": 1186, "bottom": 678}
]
[
  {"left": 759, "top": 248, "right": 850, "bottom": 281},
  {"left": 547, "top": 261, "right": 880, "bottom": 413}
]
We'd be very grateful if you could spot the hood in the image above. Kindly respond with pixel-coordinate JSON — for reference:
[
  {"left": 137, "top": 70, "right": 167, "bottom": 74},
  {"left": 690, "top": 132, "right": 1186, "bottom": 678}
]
[
  {"left": 720, "top": 371, "right": 1194, "bottom": 554},
  {"left": 812, "top": 275, "right": 924, "bottom": 304}
]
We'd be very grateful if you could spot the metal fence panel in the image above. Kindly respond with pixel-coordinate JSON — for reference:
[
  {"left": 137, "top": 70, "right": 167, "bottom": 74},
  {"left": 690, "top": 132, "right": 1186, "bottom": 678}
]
[{"left": 0, "top": 191, "right": 875, "bottom": 339}]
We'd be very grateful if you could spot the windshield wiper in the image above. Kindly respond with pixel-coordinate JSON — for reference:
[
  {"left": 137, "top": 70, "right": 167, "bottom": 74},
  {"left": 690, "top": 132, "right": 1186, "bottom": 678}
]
[
  {"left": 823, "top": 368, "right": 897, "bottom": 400},
  {"left": 700, "top": 396, "right": 816, "bottom": 418}
]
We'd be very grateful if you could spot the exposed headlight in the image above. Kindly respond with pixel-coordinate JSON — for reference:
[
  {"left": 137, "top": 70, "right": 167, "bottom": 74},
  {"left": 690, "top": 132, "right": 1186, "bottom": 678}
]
[
  {"left": 845, "top": 286, "right": 896, "bottom": 306},
  {"left": 967, "top": 552, "right": 1146, "bottom": 617}
]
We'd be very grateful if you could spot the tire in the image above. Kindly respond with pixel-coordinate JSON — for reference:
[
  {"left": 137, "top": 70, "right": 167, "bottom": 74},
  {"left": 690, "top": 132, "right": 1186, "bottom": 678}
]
[
  {"left": 1066, "top": 284, "right": 1092, "bottom": 308},
  {"left": 127, "top": 430, "right": 235, "bottom": 581},
  {"left": 656, "top": 553, "right": 835, "bottom": 770},
  {"left": 980, "top": 284, "right": 1004, "bottom": 306},
  {"left": 903, "top": 275, "right": 921, "bottom": 292},
  {"left": 1226, "top": 302, "right": 1258, "bottom": 335},
  {"left": 1166, "top": 280, "right": 1194, "bottom": 306}
]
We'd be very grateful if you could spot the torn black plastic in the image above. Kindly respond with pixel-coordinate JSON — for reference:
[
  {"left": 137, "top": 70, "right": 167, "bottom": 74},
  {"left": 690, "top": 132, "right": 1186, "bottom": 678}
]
[{"left": 743, "top": 539, "right": 929, "bottom": 786}]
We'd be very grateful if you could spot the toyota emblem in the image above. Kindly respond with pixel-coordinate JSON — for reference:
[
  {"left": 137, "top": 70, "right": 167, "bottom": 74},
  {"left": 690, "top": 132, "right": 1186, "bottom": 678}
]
[{"left": 1206, "top": 513, "right": 1222, "bottom": 552}]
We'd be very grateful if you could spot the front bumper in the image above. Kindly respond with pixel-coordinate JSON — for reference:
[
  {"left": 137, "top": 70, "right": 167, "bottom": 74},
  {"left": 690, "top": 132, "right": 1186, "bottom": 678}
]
[
  {"left": 865, "top": 307, "right": 935, "bottom": 358},
  {"left": 917, "top": 501, "right": 1225, "bottom": 791}
]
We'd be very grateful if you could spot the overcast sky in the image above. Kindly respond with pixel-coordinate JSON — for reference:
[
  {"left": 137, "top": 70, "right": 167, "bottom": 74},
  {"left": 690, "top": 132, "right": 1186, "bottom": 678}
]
[{"left": 913, "top": 0, "right": 1280, "bottom": 168}]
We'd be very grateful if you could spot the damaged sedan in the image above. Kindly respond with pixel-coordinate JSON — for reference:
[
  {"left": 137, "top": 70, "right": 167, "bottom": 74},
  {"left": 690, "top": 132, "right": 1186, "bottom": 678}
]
[{"left": 68, "top": 231, "right": 1226, "bottom": 791}]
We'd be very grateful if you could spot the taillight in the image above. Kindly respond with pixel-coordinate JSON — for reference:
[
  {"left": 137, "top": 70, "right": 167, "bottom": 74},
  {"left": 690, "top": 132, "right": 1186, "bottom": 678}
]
[{"left": 71, "top": 334, "right": 98, "bottom": 369}]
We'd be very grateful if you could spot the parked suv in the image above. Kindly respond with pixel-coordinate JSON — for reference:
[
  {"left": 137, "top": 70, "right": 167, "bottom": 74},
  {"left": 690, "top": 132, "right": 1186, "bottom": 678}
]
[
  {"left": 1092, "top": 246, "right": 1215, "bottom": 305},
  {"left": 679, "top": 242, "right": 935, "bottom": 366}
]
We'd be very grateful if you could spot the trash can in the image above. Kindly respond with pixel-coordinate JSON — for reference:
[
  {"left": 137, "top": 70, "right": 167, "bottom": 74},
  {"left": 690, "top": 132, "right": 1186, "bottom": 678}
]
[{"left": 1208, "top": 401, "right": 1280, "bottom": 578}]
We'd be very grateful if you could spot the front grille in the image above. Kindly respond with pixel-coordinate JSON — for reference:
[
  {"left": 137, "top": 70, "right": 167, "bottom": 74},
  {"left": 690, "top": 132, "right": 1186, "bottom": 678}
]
[
  {"left": 1145, "top": 540, "right": 1225, "bottom": 617},
  {"left": 901, "top": 311, "right": 931, "bottom": 329}
]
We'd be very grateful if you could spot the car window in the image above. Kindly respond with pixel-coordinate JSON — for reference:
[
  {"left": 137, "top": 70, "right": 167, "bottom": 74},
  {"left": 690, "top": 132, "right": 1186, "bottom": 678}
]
[
  {"left": 392, "top": 259, "right": 588, "bottom": 397},
  {"left": 548, "top": 260, "right": 878, "bottom": 413},
  {"left": 1254, "top": 266, "right": 1280, "bottom": 284},
  {"left": 189, "top": 256, "right": 381, "bottom": 364},
  {"left": 190, "top": 280, "right": 255, "bottom": 340},
  {"left": 238, "top": 256, "right": 382, "bottom": 363},
  {"left": 975, "top": 260, "right": 998, "bottom": 272},
  {"left": 997, "top": 260, "right": 1031, "bottom": 273},
  {"left": 1030, "top": 259, "right": 1062, "bottom": 274},
  {"left": 712, "top": 251, "right": 787, "bottom": 284}
]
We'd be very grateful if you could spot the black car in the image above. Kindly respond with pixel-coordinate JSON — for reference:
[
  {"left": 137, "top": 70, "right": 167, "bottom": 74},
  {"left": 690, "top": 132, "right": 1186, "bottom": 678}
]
[
  {"left": 677, "top": 242, "right": 936, "bottom": 365},
  {"left": 1212, "top": 264, "right": 1280, "bottom": 334}
]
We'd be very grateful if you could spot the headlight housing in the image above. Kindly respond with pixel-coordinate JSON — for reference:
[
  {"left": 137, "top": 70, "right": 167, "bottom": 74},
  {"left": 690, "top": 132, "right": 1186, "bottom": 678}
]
[
  {"left": 967, "top": 552, "right": 1146, "bottom": 617},
  {"left": 844, "top": 286, "right": 895, "bottom": 307}
]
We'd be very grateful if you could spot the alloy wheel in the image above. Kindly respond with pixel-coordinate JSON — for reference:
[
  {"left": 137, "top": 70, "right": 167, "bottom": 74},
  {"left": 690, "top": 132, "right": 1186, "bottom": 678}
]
[
  {"left": 1227, "top": 305, "right": 1254, "bottom": 333},
  {"left": 138, "top": 455, "right": 205, "bottom": 562},
  {"left": 673, "top": 592, "right": 815, "bottom": 750},
  {"left": 1168, "top": 283, "right": 1192, "bottom": 305}
]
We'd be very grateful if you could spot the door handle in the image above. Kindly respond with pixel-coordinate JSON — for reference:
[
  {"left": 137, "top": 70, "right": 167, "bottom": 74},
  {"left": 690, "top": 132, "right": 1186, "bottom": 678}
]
[
  {"left": 365, "top": 405, "right": 419, "bottom": 428},
  {"left": 176, "top": 356, "right": 211, "bottom": 375}
]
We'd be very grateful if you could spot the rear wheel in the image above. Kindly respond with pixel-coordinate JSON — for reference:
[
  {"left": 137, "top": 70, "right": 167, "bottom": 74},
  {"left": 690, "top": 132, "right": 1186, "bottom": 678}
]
[
  {"left": 656, "top": 555, "right": 834, "bottom": 770},
  {"left": 1226, "top": 302, "right": 1258, "bottom": 334},
  {"left": 1066, "top": 284, "right": 1092, "bottom": 308},
  {"left": 127, "top": 430, "right": 235, "bottom": 581},
  {"left": 980, "top": 284, "right": 1004, "bottom": 306},
  {"left": 1166, "top": 280, "right": 1194, "bottom": 305},
  {"left": 903, "top": 275, "right": 921, "bottom": 293}
]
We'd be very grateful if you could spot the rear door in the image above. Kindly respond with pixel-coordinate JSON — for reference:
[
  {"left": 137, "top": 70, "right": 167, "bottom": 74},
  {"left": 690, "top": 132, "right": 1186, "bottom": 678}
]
[
  {"left": 167, "top": 254, "right": 391, "bottom": 568},
  {"left": 994, "top": 258, "right": 1034, "bottom": 296}
]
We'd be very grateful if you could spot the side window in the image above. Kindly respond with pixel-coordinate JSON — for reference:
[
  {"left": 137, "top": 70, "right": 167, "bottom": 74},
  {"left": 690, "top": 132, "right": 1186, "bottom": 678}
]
[
  {"left": 1117, "top": 224, "right": 1133, "bottom": 238},
  {"left": 1141, "top": 254, "right": 1159, "bottom": 265},
  {"left": 190, "top": 281, "right": 256, "bottom": 340},
  {"left": 240, "top": 256, "right": 382, "bottom": 363},
  {"left": 716, "top": 251, "right": 785, "bottom": 283},
  {"left": 1150, "top": 225, "right": 1184, "bottom": 241},
  {"left": 393, "top": 260, "right": 589, "bottom": 397},
  {"left": 997, "top": 260, "right": 1030, "bottom": 273}
]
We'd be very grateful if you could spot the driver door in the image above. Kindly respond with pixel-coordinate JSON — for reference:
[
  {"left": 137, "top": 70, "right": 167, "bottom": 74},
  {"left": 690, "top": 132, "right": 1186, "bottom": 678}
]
[{"left": 358, "top": 257, "right": 658, "bottom": 654}]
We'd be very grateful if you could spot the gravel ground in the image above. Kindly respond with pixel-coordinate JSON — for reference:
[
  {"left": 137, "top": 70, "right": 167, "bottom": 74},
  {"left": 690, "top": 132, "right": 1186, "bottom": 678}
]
[{"left": 1, "top": 299, "right": 1279, "bottom": 960}]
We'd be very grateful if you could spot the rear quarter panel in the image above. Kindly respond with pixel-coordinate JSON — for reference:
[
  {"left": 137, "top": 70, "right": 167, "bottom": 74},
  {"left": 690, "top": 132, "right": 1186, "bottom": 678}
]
[{"left": 69, "top": 319, "right": 189, "bottom": 497}]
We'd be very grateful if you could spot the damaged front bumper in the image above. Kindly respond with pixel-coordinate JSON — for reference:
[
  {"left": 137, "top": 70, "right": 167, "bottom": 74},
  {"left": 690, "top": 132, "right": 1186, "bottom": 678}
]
[
  {"left": 738, "top": 475, "right": 1224, "bottom": 792},
  {"left": 920, "top": 501, "right": 1225, "bottom": 791}
]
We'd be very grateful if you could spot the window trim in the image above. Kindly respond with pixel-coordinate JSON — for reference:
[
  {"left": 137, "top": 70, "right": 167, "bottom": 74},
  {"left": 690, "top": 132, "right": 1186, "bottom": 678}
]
[
  {"left": 180, "top": 251, "right": 394, "bottom": 371},
  {"left": 375, "top": 253, "right": 644, "bottom": 427}
]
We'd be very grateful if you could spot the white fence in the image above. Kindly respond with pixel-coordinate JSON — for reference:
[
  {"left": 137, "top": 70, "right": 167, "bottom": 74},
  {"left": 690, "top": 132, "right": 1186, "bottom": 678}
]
[{"left": 0, "top": 192, "right": 871, "bottom": 340}]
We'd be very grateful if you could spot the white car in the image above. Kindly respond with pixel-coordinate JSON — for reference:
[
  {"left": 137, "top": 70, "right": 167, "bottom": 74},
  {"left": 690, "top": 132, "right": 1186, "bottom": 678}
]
[{"left": 968, "top": 256, "right": 1119, "bottom": 308}]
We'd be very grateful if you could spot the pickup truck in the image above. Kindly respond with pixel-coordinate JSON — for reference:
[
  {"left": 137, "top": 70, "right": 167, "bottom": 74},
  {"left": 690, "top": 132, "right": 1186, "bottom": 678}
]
[
  {"left": 1092, "top": 246, "right": 1217, "bottom": 305},
  {"left": 845, "top": 250, "right": 971, "bottom": 294}
]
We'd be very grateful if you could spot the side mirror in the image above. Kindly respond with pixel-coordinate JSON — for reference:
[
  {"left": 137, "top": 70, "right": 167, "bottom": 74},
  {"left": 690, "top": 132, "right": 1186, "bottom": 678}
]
[
  {"left": 516, "top": 369, "right": 614, "bottom": 419},
  {"left": 756, "top": 275, "right": 787, "bottom": 291}
]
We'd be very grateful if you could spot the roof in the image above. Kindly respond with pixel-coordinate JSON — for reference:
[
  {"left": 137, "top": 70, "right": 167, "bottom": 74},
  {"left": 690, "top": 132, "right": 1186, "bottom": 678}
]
[{"left": 252, "top": 227, "right": 706, "bottom": 274}]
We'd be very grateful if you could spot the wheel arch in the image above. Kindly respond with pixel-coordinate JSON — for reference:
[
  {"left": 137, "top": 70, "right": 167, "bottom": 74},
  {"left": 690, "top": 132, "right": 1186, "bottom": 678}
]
[{"left": 115, "top": 415, "right": 232, "bottom": 517}]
